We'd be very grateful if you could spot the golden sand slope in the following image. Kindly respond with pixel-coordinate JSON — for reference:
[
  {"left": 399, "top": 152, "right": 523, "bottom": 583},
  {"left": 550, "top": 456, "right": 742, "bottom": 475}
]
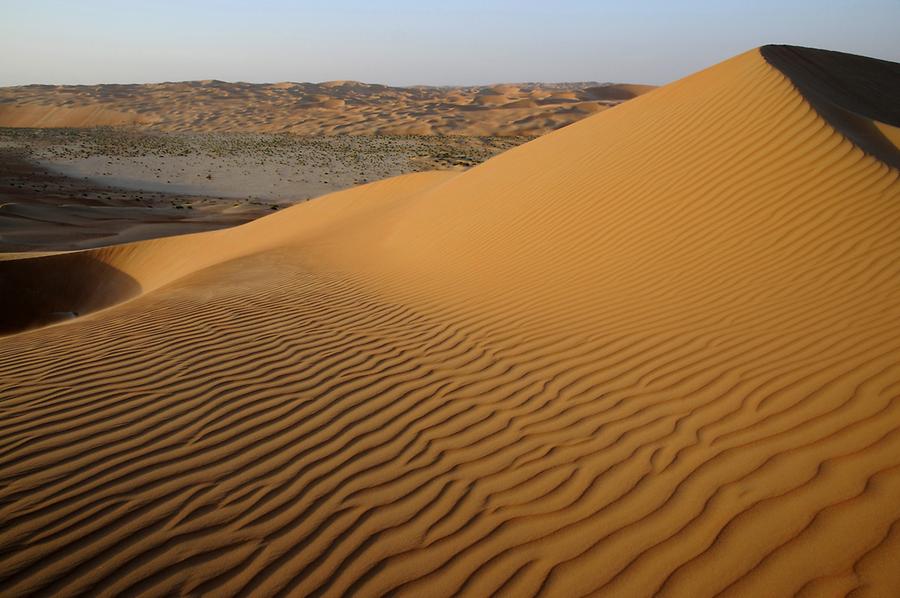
[
  {"left": 0, "top": 82, "right": 653, "bottom": 136},
  {"left": 0, "top": 104, "right": 146, "bottom": 128},
  {"left": 1, "top": 46, "right": 899, "bottom": 596}
]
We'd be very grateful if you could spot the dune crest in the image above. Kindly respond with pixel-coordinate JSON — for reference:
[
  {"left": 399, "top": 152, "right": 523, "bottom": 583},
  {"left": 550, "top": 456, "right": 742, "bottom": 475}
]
[
  {"left": 1, "top": 46, "right": 899, "bottom": 596},
  {"left": 761, "top": 45, "right": 900, "bottom": 168}
]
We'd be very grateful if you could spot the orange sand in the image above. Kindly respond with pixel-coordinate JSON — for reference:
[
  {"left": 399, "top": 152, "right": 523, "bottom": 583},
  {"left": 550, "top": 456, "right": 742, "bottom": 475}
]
[{"left": 0, "top": 46, "right": 898, "bottom": 596}]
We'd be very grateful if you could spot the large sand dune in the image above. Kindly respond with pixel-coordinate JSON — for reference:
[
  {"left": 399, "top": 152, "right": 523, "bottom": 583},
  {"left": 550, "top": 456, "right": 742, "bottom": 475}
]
[
  {"left": 1, "top": 45, "right": 899, "bottom": 596},
  {"left": 0, "top": 81, "right": 652, "bottom": 136}
]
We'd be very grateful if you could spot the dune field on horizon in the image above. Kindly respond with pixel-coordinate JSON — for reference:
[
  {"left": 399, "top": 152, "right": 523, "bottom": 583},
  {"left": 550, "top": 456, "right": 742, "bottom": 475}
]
[
  {"left": 1, "top": 43, "right": 900, "bottom": 598},
  {"left": 0, "top": 81, "right": 654, "bottom": 137}
]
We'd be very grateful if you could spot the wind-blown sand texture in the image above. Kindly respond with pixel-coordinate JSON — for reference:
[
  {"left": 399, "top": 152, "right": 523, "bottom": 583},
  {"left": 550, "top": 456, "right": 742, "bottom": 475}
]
[
  {"left": 0, "top": 81, "right": 654, "bottom": 136},
  {"left": 1, "top": 45, "right": 899, "bottom": 596}
]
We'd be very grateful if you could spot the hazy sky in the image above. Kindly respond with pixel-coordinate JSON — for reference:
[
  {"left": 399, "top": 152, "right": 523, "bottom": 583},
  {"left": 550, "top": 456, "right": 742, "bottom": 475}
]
[{"left": 2, "top": 0, "right": 898, "bottom": 87}]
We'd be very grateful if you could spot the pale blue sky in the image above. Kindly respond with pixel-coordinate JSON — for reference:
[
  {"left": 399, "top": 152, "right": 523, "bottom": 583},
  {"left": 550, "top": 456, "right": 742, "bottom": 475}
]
[{"left": 1, "top": 0, "right": 898, "bottom": 87}]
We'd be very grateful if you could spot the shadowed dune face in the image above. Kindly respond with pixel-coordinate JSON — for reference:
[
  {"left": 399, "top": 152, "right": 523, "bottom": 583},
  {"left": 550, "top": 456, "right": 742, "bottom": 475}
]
[
  {"left": 760, "top": 45, "right": 899, "bottom": 126},
  {"left": 0, "top": 47, "right": 899, "bottom": 596},
  {"left": 0, "top": 253, "right": 140, "bottom": 334},
  {"left": 761, "top": 45, "right": 900, "bottom": 168}
]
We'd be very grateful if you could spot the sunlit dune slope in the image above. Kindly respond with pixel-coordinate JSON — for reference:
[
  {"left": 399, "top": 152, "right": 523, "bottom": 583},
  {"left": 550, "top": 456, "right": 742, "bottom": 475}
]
[
  {"left": 0, "top": 104, "right": 146, "bottom": 127},
  {"left": 1, "top": 46, "right": 899, "bottom": 597}
]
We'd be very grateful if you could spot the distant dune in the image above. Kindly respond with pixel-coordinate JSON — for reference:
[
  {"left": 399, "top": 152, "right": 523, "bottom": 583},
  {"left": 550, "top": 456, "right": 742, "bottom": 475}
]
[
  {"left": 0, "top": 104, "right": 146, "bottom": 128},
  {"left": 0, "top": 81, "right": 654, "bottom": 136},
  {"left": 1, "top": 45, "right": 899, "bottom": 596}
]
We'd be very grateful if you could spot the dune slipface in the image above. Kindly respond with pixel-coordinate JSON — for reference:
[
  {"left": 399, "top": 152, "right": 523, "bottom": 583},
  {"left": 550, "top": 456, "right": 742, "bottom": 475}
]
[{"left": 1, "top": 46, "right": 899, "bottom": 596}]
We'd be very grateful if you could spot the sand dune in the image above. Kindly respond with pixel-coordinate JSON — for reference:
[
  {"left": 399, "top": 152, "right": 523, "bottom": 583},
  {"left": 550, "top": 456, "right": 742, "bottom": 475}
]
[
  {"left": 1, "top": 45, "right": 899, "bottom": 596},
  {"left": 0, "top": 81, "right": 653, "bottom": 136},
  {"left": 0, "top": 104, "right": 146, "bottom": 128}
]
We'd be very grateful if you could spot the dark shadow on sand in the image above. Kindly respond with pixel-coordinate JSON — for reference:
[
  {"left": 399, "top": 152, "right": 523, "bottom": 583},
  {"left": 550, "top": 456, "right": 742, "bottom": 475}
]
[
  {"left": 761, "top": 45, "right": 900, "bottom": 169},
  {"left": 0, "top": 253, "right": 141, "bottom": 335}
]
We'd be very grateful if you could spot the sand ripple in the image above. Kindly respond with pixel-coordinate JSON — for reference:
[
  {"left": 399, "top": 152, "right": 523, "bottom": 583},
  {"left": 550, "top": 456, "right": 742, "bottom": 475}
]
[{"left": 0, "top": 46, "right": 898, "bottom": 596}]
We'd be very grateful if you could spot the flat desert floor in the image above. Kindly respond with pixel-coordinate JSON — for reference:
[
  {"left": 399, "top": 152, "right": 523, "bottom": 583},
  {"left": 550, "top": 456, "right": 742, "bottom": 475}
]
[
  {"left": 0, "top": 129, "right": 527, "bottom": 251},
  {"left": 1, "top": 45, "right": 899, "bottom": 597}
]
